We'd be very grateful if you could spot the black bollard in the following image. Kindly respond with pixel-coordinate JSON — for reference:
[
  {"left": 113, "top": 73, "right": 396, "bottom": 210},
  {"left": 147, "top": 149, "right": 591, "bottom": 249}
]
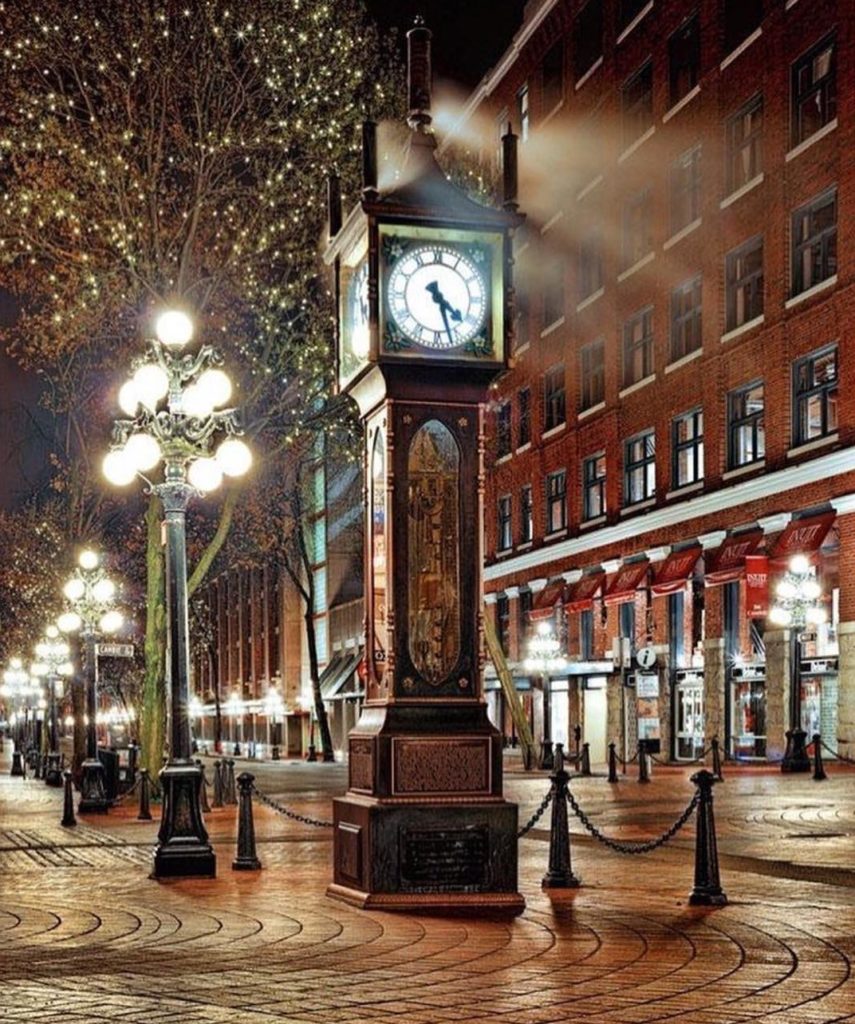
[
  {"left": 232, "top": 772, "right": 262, "bottom": 871},
  {"left": 688, "top": 769, "right": 727, "bottom": 906},
  {"left": 61, "top": 770, "right": 76, "bottom": 828},
  {"left": 196, "top": 759, "right": 211, "bottom": 812},
  {"left": 542, "top": 744, "right": 580, "bottom": 889},
  {"left": 10, "top": 748, "right": 24, "bottom": 777},
  {"left": 638, "top": 740, "right": 650, "bottom": 784},
  {"left": 812, "top": 733, "right": 827, "bottom": 781},
  {"left": 137, "top": 768, "right": 153, "bottom": 821},
  {"left": 271, "top": 745, "right": 280, "bottom": 762},
  {"left": 212, "top": 759, "right": 224, "bottom": 808},
  {"left": 580, "top": 742, "right": 592, "bottom": 777},
  {"left": 711, "top": 736, "right": 723, "bottom": 781},
  {"left": 226, "top": 759, "right": 237, "bottom": 805},
  {"left": 233, "top": 742, "right": 241, "bottom": 757},
  {"left": 608, "top": 742, "right": 619, "bottom": 784}
]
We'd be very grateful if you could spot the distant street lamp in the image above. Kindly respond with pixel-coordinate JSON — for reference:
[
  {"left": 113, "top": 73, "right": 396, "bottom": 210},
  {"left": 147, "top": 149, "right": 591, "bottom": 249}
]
[
  {"left": 227, "top": 690, "right": 243, "bottom": 755},
  {"left": 265, "top": 686, "right": 284, "bottom": 759},
  {"left": 58, "top": 549, "right": 125, "bottom": 811},
  {"left": 30, "top": 624, "right": 74, "bottom": 786},
  {"left": 769, "top": 553, "right": 827, "bottom": 773},
  {"left": 103, "top": 308, "right": 251, "bottom": 879},
  {"left": 524, "top": 621, "right": 568, "bottom": 771},
  {"left": 2, "top": 658, "right": 31, "bottom": 776}
]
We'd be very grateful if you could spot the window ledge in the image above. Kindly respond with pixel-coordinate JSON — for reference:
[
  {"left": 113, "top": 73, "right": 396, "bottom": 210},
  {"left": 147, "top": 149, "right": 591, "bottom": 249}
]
[
  {"left": 663, "top": 84, "right": 700, "bottom": 124},
  {"left": 540, "top": 316, "right": 566, "bottom": 339},
  {"left": 540, "top": 98, "right": 565, "bottom": 129},
  {"left": 619, "top": 373, "right": 656, "bottom": 399},
  {"left": 665, "top": 348, "right": 703, "bottom": 374},
  {"left": 576, "top": 287, "right": 604, "bottom": 313},
  {"left": 618, "top": 125, "right": 655, "bottom": 164},
  {"left": 666, "top": 481, "right": 703, "bottom": 500},
  {"left": 578, "top": 400, "right": 606, "bottom": 421},
  {"left": 516, "top": 442, "right": 532, "bottom": 455},
  {"left": 787, "top": 433, "right": 838, "bottom": 459},
  {"left": 663, "top": 217, "right": 702, "bottom": 251},
  {"left": 720, "top": 26, "right": 762, "bottom": 72},
  {"left": 496, "top": 453, "right": 512, "bottom": 465},
  {"left": 616, "top": 1, "right": 653, "bottom": 45},
  {"left": 542, "top": 422, "right": 567, "bottom": 441},
  {"left": 620, "top": 497, "right": 656, "bottom": 517},
  {"left": 785, "top": 275, "right": 837, "bottom": 310},
  {"left": 545, "top": 528, "right": 568, "bottom": 542},
  {"left": 786, "top": 119, "right": 837, "bottom": 162},
  {"left": 575, "top": 56, "right": 603, "bottom": 93},
  {"left": 580, "top": 514, "right": 607, "bottom": 530},
  {"left": 516, "top": 541, "right": 534, "bottom": 552},
  {"left": 512, "top": 342, "right": 530, "bottom": 357},
  {"left": 495, "top": 547, "right": 515, "bottom": 560},
  {"left": 722, "top": 460, "right": 765, "bottom": 481},
  {"left": 785, "top": 0, "right": 801, "bottom": 7},
  {"left": 618, "top": 250, "right": 655, "bottom": 282},
  {"left": 576, "top": 174, "right": 604, "bottom": 202},
  {"left": 541, "top": 209, "right": 565, "bottom": 235},
  {"left": 721, "top": 314, "right": 764, "bottom": 344},
  {"left": 720, "top": 173, "right": 764, "bottom": 209}
]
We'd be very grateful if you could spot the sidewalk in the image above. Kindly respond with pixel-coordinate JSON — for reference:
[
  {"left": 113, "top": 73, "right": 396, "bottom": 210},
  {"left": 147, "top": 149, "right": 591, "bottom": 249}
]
[{"left": 1, "top": 748, "right": 854, "bottom": 1023}]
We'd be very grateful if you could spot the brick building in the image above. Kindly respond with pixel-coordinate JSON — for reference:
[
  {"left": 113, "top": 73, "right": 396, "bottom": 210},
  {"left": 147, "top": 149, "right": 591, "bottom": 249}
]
[{"left": 462, "top": 0, "right": 854, "bottom": 763}]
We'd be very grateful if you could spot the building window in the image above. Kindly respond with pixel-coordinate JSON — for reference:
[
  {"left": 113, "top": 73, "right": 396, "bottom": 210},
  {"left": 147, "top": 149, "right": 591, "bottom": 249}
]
[
  {"left": 519, "top": 589, "right": 533, "bottom": 643},
  {"left": 791, "top": 34, "right": 836, "bottom": 147},
  {"left": 518, "top": 387, "right": 531, "bottom": 448},
  {"left": 542, "top": 40, "right": 563, "bottom": 114},
  {"left": 793, "top": 345, "right": 838, "bottom": 446},
  {"left": 622, "top": 307, "right": 654, "bottom": 388},
  {"left": 544, "top": 365, "right": 566, "bottom": 432},
  {"left": 670, "top": 145, "right": 701, "bottom": 233},
  {"left": 622, "top": 188, "right": 651, "bottom": 269},
  {"left": 579, "top": 229, "right": 603, "bottom": 300},
  {"left": 672, "top": 409, "right": 704, "bottom": 488},
  {"left": 670, "top": 276, "right": 702, "bottom": 362},
  {"left": 520, "top": 485, "right": 534, "bottom": 543},
  {"left": 514, "top": 286, "right": 530, "bottom": 351},
  {"left": 583, "top": 453, "right": 606, "bottom": 521},
  {"left": 621, "top": 61, "right": 653, "bottom": 148},
  {"left": 496, "top": 401, "right": 512, "bottom": 459},
  {"left": 728, "top": 381, "right": 765, "bottom": 468},
  {"left": 619, "top": 0, "right": 648, "bottom": 31},
  {"left": 546, "top": 470, "right": 567, "bottom": 533},
  {"left": 624, "top": 430, "right": 655, "bottom": 505},
  {"left": 574, "top": 0, "right": 603, "bottom": 82},
  {"left": 542, "top": 259, "right": 564, "bottom": 327},
  {"left": 497, "top": 495, "right": 512, "bottom": 551},
  {"left": 619, "top": 600, "right": 636, "bottom": 644},
  {"left": 580, "top": 608, "right": 594, "bottom": 659},
  {"left": 726, "top": 94, "right": 763, "bottom": 193},
  {"left": 580, "top": 339, "right": 605, "bottom": 411},
  {"left": 517, "top": 84, "right": 530, "bottom": 141},
  {"left": 725, "top": 236, "right": 763, "bottom": 331},
  {"left": 791, "top": 188, "right": 837, "bottom": 297},
  {"left": 668, "top": 14, "right": 700, "bottom": 108},
  {"left": 724, "top": 0, "right": 762, "bottom": 55},
  {"left": 497, "top": 595, "right": 510, "bottom": 655}
]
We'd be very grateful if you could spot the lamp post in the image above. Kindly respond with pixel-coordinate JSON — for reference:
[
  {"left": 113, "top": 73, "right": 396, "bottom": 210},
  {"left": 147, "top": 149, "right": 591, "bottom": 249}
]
[
  {"left": 227, "top": 690, "right": 242, "bottom": 755},
  {"left": 58, "top": 549, "right": 125, "bottom": 811},
  {"left": 524, "top": 622, "right": 568, "bottom": 771},
  {"left": 31, "top": 624, "right": 74, "bottom": 786},
  {"left": 265, "top": 686, "right": 284, "bottom": 759},
  {"left": 2, "top": 658, "right": 30, "bottom": 776},
  {"left": 103, "top": 308, "right": 251, "bottom": 878},
  {"left": 770, "top": 553, "right": 827, "bottom": 773}
]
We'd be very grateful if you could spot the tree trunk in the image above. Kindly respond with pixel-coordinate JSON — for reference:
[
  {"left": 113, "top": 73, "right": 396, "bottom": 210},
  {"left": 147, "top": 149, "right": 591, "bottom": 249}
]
[
  {"left": 140, "top": 495, "right": 167, "bottom": 780},
  {"left": 208, "top": 645, "right": 222, "bottom": 753},
  {"left": 304, "top": 606, "right": 334, "bottom": 761}
]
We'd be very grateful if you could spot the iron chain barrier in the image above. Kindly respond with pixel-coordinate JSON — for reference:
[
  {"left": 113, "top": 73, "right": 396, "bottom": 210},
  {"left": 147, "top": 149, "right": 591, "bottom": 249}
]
[
  {"left": 820, "top": 738, "right": 855, "bottom": 765},
  {"left": 565, "top": 787, "right": 699, "bottom": 855},
  {"left": 517, "top": 787, "right": 553, "bottom": 838},
  {"left": 251, "top": 783, "right": 333, "bottom": 829}
]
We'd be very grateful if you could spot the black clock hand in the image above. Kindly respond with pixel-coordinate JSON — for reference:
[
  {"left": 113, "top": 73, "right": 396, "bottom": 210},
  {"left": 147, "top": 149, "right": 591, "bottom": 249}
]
[
  {"left": 426, "top": 280, "right": 463, "bottom": 325},
  {"left": 438, "top": 303, "right": 454, "bottom": 347}
]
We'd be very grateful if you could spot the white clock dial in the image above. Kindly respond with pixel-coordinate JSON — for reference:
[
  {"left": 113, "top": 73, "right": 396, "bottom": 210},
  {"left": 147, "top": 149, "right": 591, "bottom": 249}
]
[
  {"left": 348, "top": 260, "right": 370, "bottom": 359},
  {"left": 387, "top": 244, "right": 487, "bottom": 349}
]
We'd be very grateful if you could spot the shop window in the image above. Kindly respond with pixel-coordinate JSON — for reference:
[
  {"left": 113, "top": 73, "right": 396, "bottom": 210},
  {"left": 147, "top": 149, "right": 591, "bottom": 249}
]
[
  {"left": 580, "top": 339, "right": 605, "bottom": 411},
  {"left": 574, "top": 0, "right": 603, "bottom": 82},
  {"left": 725, "top": 235, "right": 763, "bottom": 330},
  {"left": 542, "top": 40, "right": 564, "bottom": 114},
  {"left": 791, "top": 34, "right": 836, "bottom": 147},
  {"left": 583, "top": 452, "right": 606, "bottom": 521},
  {"left": 669, "top": 591, "right": 685, "bottom": 667},
  {"left": 517, "top": 83, "right": 530, "bottom": 141},
  {"left": 670, "top": 276, "right": 702, "bottom": 362},
  {"left": 578, "top": 229, "right": 603, "bottom": 301},
  {"left": 622, "top": 188, "right": 651, "bottom": 269},
  {"left": 791, "top": 188, "right": 837, "bottom": 297},
  {"left": 497, "top": 495, "right": 512, "bottom": 551},
  {"left": 723, "top": 0, "right": 762, "bottom": 55},
  {"left": 520, "top": 485, "right": 534, "bottom": 543},
  {"left": 793, "top": 344, "right": 838, "bottom": 446},
  {"left": 668, "top": 14, "right": 700, "bottom": 108},
  {"left": 580, "top": 609, "right": 594, "bottom": 660},
  {"left": 621, "top": 60, "right": 653, "bottom": 149},
  {"left": 496, "top": 401, "right": 512, "bottom": 459},
  {"left": 624, "top": 430, "right": 656, "bottom": 505},
  {"left": 726, "top": 94, "right": 763, "bottom": 193},
  {"left": 672, "top": 409, "right": 704, "bottom": 488},
  {"left": 518, "top": 387, "right": 531, "bottom": 447},
  {"left": 496, "top": 595, "right": 510, "bottom": 655},
  {"left": 619, "top": 600, "right": 636, "bottom": 643},
  {"left": 622, "top": 307, "right": 654, "bottom": 388},
  {"left": 544, "top": 364, "right": 566, "bottom": 431},
  {"left": 546, "top": 469, "right": 567, "bottom": 533},
  {"left": 727, "top": 381, "right": 764, "bottom": 468},
  {"left": 542, "top": 259, "right": 565, "bottom": 327},
  {"left": 670, "top": 145, "right": 701, "bottom": 233}
]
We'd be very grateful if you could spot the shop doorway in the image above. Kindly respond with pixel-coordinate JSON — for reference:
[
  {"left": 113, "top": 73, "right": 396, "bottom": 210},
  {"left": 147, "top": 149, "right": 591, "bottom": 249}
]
[
  {"left": 729, "top": 665, "right": 766, "bottom": 759},
  {"left": 583, "top": 682, "right": 607, "bottom": 763},
  {"left": 674, "top": 674, "right": 704, "bottom": 761}
]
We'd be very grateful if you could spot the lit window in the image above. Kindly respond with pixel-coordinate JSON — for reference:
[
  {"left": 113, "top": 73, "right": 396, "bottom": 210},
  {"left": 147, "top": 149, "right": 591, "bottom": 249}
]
[
  {"left": 672, "top": 409, "right": 704, "bottom": 488},
  {"left": 622, "top": 307, "right": 654, "bottom": 388},
  {"left": 726, "top": 94, "right": 763, "bottom": 192},
  {"left": 728, "top": 382, "right": 764, "bottom": 468},
  {"left": 624, "top": 431, "right": 656, "bottom": 505},
  {"left": 791, "top": 34, "right": 836, "bottom": 147},
  {"left": 793, "top": 346, "right": 837, "bottom": 446},
  {"left": 583, "top": 453, "right": 606, "bottom": 520},
  {"left": 497, "top": 495, "right": 512, "bottom": 551},
  {"left": 580, "top": 339, "right": 605, "bottom": 411},
  {"left": 725, "top": 236, "right": 763, "bottom": 331},
  {"left": 544, "top": 365, "right": 566, "bottom": 432},
  {"left": 791, "top": 188, "right": 837, "bottom": 296},
  {"left": 546, "top": 470, "right": 567, "bottom": 532},
  {"left": 520, "top": 485, "right": 534, "bottom": 543},
  {"left": 670, "top": 276, "right": 702, "bottom": 362}
]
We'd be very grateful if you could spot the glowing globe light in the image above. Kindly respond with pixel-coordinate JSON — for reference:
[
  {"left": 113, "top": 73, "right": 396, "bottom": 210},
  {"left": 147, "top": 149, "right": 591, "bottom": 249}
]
[
  {"left": 99, "top": 610, "right": 124, "bottom": 634},
  {"left": 155, "top": 309, "right": 194, "bottom": 348},
  {"left": 187, "top": 457, "right": 223, "bottom": 493},
  {"left": 79, "top": 549, "right": 99, "bottom": 570},
  {"left": 45, "top": 624, "right": 59, "bottom": 640},
  {"left": 124, "top": 432, "right": 161, "bottom": 472},
  {"left": 31, "top": 662, "right": 47, "bottom": 677},
  {"left": 57, "top": 611, "right": 82, "bottom": 633},
  {"left": 58, "top": 662, "right": 74, "bottom": 677},
  {"left": 10, "top": 657, "right": 22, "bottom": 670},
  {"left": 805, "top": 605, "right": 828, "bottom": 625},
  {"left": 775, "top": 579, "right": 796, "bottom": 600},
  {"left": 118, "top": 380, "right": 140, "bottom": 417},
  {"left": 768, "top": 606, "right": 791, "bottom": 627},
  {"left": 215, "top": 438, "right": 252, "bottom": 477},
  {"left": 196, "top": 368, "right": 232, "bottom": 408},
  {"left": 133, "top": 363, "right": 169, "bottom": 410},
  {"left": 63, "top": 578, "right": 85, "bottom": 601},
  {"left": 35, "top": 642, "right": 48, "bottom": 658},
  {"left": 802, "top": 579, "right": 821, "bottom": 601},
  {"left": 93, "top": 577, "right": 116, "bottom": 603},
  {"left": 789, "top": 553, "right": 810, "bottom": 575},
  {"left": 182, "top": 383, "right": 215, "bottom": 419},
  {"left": 103, "top": 449, "right": 137, "bottom": 486}
]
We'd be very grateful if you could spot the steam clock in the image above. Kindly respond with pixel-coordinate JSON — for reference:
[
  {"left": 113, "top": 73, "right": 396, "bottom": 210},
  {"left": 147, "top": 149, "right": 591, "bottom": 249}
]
[{"left": 324, "top": 20, "right": 524, "bottom": 914}]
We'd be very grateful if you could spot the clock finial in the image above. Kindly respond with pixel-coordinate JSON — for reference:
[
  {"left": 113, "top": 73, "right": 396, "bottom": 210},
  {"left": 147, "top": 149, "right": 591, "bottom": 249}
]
[{"left": 407, "top": 17, "right": 432, "bottom": 132}]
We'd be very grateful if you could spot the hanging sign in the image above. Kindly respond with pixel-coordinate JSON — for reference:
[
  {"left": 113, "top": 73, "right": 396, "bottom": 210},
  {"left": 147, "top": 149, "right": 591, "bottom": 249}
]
[
  {"left": 96, "top": 643, "right": 135, "bottom": 659},
  {"left": 744, "top": 554, "right": 769, "bottom": 618}
]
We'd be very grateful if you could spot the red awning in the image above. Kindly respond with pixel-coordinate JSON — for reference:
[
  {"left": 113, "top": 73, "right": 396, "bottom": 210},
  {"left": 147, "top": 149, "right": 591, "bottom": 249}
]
[
  {"left": 705, "top": 528, "right": 764, "bottom": 586},
  {"left": 650, "top": 545, "right": 701, "bottom": 597},
  {"left": 565, "top": 571, "right": 605, "bottom": 613},
  {"left": 770, "top": 510, "right": 836, "bottom": 564},
  {"left": 603, "top": 560, "right": 650, "bottom": 606},
  {"left": 529, "top": 579, "right": 565, "bottom": 621}
]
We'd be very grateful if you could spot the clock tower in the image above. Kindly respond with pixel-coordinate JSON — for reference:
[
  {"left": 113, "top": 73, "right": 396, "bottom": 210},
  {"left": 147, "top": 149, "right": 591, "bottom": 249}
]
[{"left": 324, "top": 19, "right": 524, "bottom": 914}]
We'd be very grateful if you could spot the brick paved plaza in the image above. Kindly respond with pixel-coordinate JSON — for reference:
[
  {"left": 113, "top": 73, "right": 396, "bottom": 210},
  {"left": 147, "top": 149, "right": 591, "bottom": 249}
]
[{"left": 1, "top": 753, "right": 854, "bottom": 1024}]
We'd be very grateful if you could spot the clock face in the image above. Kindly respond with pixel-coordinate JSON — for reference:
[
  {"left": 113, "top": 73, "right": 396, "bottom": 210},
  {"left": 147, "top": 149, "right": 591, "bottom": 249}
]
[
  {"left": 348, "top": 260, "right": 370, "bottom": 360},
  {"left": 386, "top": 244, "right": 487, "bottom": 350}
]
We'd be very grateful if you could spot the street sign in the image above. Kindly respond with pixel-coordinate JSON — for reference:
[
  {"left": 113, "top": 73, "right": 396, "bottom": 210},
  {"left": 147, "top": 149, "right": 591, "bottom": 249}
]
[
  {"left": 96, "top": 643, "right": 135, "bottom": 659},
  {"left": 636, "top": 645, "right": 656, "bottom": 670}
]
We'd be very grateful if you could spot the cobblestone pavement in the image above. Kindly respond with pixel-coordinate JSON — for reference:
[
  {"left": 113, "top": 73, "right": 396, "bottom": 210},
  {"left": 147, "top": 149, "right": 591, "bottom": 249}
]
[{"left": 1, "top": 751, "right": 854, "bottom": 1023}]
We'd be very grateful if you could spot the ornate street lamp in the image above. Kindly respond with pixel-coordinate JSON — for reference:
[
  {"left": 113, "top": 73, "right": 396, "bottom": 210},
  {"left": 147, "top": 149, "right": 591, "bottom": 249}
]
[
  {"left": 769, "top": 553, "right": 827, "bottom": 772},
  {"left": 58, "top": 549, "right": 125, "bottom": 811},
  {"left": 265, "top": 686, "right": 284, "bottom": 759},
  {"left": 30, "top": 624, "right": 74, "bottom": 786},
  {"left": 2, "top": 658, "right": 31, "bottom": 776},
  {"left": 524, "top": 621, "right": 568, "bottom": 771},
  {"left": 103, "top": 308, "right": 251, "bottom": 878}
]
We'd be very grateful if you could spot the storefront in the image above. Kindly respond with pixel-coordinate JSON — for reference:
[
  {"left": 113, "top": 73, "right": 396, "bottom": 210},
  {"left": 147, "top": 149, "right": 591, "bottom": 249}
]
[
  {"left": 673, "top": 668, "right": 704, "bottom": 761},
  {"left": 799, "top": 655, "right": 838, "bottom": 740},
  {"left": 729, "top": 662, "right": 767, "bottom": 759}
]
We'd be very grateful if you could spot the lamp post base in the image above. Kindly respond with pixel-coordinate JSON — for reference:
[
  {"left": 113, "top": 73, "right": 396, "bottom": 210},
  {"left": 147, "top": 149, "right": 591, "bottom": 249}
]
[
  {"left": 78, "top": 758, "right": 110, "bottom": 812},
  {"left": 153, "top": 761, "right": 216, "bottom": 879},
  {"left": 539, "top": 740, "right": 555, "bottom": 771},
  {"left": 781, "top": 728, "right": 811, "bottom": 773},
  {"left": 10, "top": 750, "right": 24, "bottom": 777},
  {"left": 44, "top": 753, "right": 63, "bottom": 787}
]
